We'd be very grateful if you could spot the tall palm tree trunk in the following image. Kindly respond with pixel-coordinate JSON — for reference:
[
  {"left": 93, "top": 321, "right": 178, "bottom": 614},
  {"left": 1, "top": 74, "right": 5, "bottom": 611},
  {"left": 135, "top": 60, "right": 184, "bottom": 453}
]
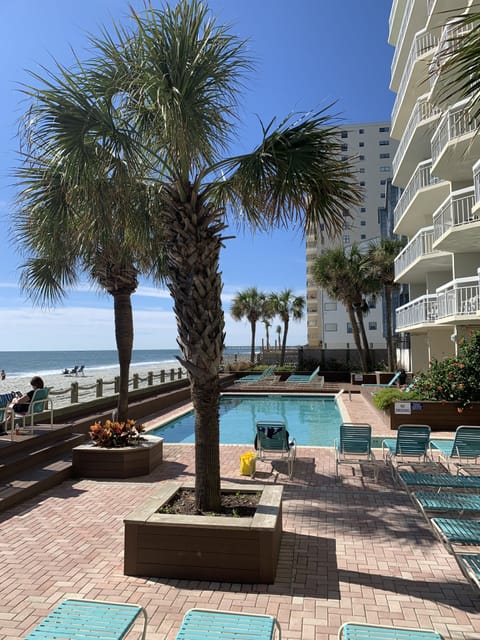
[
  {"left": 164, "top": 188, "right": 225, "bottom": 512},
  {"left": 354, "top": 306, "right": 372, "bottom": 371},
  {"left": 348, "top": 305, "right": 367, "bottom": 372},
  {"left": 250, "top": 321, "right": 256, "bottom": 364},
  {"left": 384, "top": 284, "right": 395, "bottom": 370},
  {"left": 280, "top": 319, "right": 289, "bottom": 366},
  {"left": 113, "top": 291, "right": 134, "bottom": 421}
]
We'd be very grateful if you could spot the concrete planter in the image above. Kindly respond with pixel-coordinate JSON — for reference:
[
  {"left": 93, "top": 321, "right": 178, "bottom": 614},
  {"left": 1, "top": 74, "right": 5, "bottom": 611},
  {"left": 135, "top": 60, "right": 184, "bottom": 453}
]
[
  {"left": 124, "top": 482, "right": 283, "bottom": 583},
  {"left": 72, "top": 435, "right": 163, "bottom": 478},
  {"left": 389, "top": 401, "right": 480, "bottom": 432}
]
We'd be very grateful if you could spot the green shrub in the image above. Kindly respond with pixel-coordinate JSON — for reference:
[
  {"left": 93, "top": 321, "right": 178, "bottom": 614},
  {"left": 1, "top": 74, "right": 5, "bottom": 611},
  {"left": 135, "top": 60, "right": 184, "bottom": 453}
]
[{"left": 372, "top": 388, "right": 420, "bottom": 411}]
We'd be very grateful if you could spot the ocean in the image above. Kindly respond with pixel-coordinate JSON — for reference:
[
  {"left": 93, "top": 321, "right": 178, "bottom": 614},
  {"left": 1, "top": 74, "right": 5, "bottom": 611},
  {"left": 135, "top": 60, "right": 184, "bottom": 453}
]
[{"left": 0, "top": 347, "right": 252, "bottom": 378}]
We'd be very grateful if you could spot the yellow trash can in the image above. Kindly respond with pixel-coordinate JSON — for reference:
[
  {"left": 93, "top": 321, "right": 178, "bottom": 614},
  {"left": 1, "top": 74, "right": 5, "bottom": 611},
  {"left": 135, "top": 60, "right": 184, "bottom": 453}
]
[{"left": 240, "top": 451, "right": 256, "bottom": 476}]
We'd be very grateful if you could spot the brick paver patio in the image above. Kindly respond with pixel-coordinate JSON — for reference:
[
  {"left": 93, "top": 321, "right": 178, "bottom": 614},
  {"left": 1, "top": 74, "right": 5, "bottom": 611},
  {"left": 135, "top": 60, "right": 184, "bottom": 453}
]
[{"left": 1, "top": 393, "right": 479, "bottom": 640}]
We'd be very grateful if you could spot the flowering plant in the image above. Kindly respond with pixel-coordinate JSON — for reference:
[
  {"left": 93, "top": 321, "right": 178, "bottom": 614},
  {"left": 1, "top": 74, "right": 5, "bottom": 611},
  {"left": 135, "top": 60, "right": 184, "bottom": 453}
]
[{"left": 89, "top": 419, "right": 145, "bottom": 448}]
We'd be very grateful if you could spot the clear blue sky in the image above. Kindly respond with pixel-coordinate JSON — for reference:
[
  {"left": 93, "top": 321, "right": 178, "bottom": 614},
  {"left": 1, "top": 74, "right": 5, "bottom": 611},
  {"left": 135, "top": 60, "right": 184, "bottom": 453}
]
[{"left": 0, "top": 0, "right": 394, "bottom": 351}]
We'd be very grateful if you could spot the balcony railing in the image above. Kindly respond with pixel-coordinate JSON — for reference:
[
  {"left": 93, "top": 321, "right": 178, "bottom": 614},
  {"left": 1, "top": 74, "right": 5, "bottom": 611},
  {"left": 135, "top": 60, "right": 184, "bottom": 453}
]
[
  {"left": 392, "top": 30, "right": 438, "bottom": 127},
  {"left": 431, "top": 100, "right": 478, "bottom": 166},
  {"left": 429, "top": 19, "right": 474, "bottom": 88},
  {"left": 437, "top": 277, "right": 479, "bottom": 318},
  {"left": 394, "top": 226, "right": 436, "bottom": 278},
  {"left": 392, "top": 96, "right": 441, "bottom": 177},
  {"left": 433, "top": 187, "right": 475, "bottom": 242},
  {"left": 394, "top": 160, "right": 443, "bottom": 228},
  {"left": 391, "top": 0, "right": 414, "bottom": 79},
  {"left": 474, "top": 159, "right": 480, "bottom": 205},
  {"left": 396, "top": 294, "right": 438, "bottom": 331}
]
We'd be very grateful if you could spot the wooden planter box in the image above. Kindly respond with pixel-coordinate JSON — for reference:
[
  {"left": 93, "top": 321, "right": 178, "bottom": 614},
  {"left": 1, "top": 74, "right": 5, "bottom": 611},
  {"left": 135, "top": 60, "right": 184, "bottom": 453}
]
[
  {"left": 72, "top": 435, "right": 163, "bottom": 478},
  {"left": 389, "top": 401, "right": 480, "bottom": 432},
  {"left": 124, "top": 482, "right": 283, "bottom": 583}
]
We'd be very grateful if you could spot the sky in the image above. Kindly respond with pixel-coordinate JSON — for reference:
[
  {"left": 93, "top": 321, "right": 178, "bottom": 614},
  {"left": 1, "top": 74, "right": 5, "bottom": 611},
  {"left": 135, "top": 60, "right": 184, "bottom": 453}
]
[{"left": 0, "top": 0, "right": 395, "bottom": 351}]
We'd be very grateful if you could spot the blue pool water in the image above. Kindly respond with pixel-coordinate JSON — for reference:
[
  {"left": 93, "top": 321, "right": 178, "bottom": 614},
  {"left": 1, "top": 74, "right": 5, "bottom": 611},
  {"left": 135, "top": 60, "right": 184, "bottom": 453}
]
[{"left": 149, "top": 394, "right": 343, "bottom": 446}]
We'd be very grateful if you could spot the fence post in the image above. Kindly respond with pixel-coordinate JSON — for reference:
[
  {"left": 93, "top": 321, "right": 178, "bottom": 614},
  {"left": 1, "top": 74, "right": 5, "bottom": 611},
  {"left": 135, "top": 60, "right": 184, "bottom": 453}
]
[
  {"left": 160, "top": 370, "right": 165, "bottom": 383},
  {"left": 133, "top": 373, "right": 139, "bottom": 389},
  {"left": 170, "top": 368, "right": 175, "bottom": 381},
  {"left": 114, "top": 376, "right": 120, "bottom": 393},
  {"left": 148, "top": 371, "right": 153, "bottom": 386},
  {"left": 96, "top": 378, "right": 103, "bottom": 398},
  {"left": 71, "top": 382, "right": 79, "bottom": 404},
  {"left": 177, "top": 367, "right": 182, "bottom": 379}
]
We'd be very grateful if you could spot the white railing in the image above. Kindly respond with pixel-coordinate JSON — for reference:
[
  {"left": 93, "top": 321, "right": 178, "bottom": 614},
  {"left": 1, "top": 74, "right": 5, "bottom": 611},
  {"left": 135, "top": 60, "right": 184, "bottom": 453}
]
[
  {"left": 474, "top": 159, "right": 480, "bottom": 205},
  {"left": 429, "top": 19, "right": 474, "bottom": 87},
  {"left": 391, "top": 0, "right": 415, "bottom": 79},
  {"left": 392, "top": 30, "right": 439, "bottom": 126},
  {"left": 431, "top": 100, "right": 478, "bottom": 165},
  {"left": 394, "top": 226, "right": 436, "bottom": 277},
  {"left": 433, "top": 187, "right": 475, "bottom": 242},
  {"left": 437, "top": 277, "right": 480, "bottom": 318},
  {"left": 394, "top": 159, "right": 443, "bottom": 227},
  {"left": 396, "top": 294, "right": 438, "bottom": 330},
  {"left": 392, "top": 96, "right": 441, "bottom": 177}
]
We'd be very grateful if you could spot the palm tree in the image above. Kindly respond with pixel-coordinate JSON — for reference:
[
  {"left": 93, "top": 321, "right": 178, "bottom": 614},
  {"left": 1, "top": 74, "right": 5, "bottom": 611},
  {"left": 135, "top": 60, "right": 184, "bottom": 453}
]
[
  {"left": 31, "top": 1, "right": 361, "bottom": 511},
  {"left": 313, "top": 245, "right": 376, "bottom": 371},
  {"left": 14, "top": 71, "right": 165, "bottom": 421},
  {"left": 276, "top": 325, "right": 282, "bottom": 350},
  {"left": 230, "top": 287, "right": 267, "bottom": 364},
  {"left": 367, "top": 238, "right": 406, "bottom": 371},
  {"left": 269, "top": 289, "right": 305, "bottom": 366}
]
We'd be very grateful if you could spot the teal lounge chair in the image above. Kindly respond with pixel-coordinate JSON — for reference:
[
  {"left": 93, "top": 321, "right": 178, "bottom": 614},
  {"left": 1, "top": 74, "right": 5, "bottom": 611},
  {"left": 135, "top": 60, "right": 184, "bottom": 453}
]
[
  {"left": 430, "top": 517, "right": 480, "bottom": 553},
  {"left": 24, "top": 598, "right": 147, "bottom": 640},
  {"left": 382, "top": 424, "right": 432, "bottom": 475},
  {"left": 362, "top": 370, "right": 402, "bottom": 387},
  {"left": 9, "top": 387, "right": 53, "bottom": 436},
  {"left": 412, "top": 492, "right": 480, "bottom": 519},
  {"left": 398, "top": 471, "right": 480, "bottom": 491},
  {"left": 457, "top": 553, "right": 480, "bottom": 591},
  {"left": 338, "top": 622, "right": 444, "bottom": 640},
  {"left": 431, "top": 426, "right": 480, "bottom": 474},
  {"left": 334, "top": 422, "right": 377, "bottom": 481},
  {"left": 254, "top": 420, "right": 296, "bottom": 479},
  {"left": 235, "top": 365, "right": 276, "bottom": 383},
  {"left": 176, "top": 609, "right": 281, "bottom": 640},
  {"left": 286, "top": 365, "right": 321, "bottom": 384}
]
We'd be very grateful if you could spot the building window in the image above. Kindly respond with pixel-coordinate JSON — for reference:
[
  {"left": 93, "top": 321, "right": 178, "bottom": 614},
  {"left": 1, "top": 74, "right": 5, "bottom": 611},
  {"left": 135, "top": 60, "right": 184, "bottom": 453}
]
[
  {"left": 308, "top": 306, "right": 317, "bottom": 313},
  {"left": 359, "top": 128, "right": 364, "bottom": 134},
  {"left": 361, "top": 234, "right": 366, "bottom": 239},
  {"left": 360, "top": 208, "right": 366, "bottom": 213},
  {"left": 342, "top": 155, "right": 348, "bottom": 161},
  {"left": 379, "top": 140, "right": 390, "bottom": 145},
  {"left": 359, "top": 167, "right": 365, "bottom": 173},
  {"left": 379, "top": 153, "right": 390, "bottom": 159},
  {"left": 380, "top": 166, "right": 390, "bottom": 172},
  {"left": 368, "top": 321, "right": 377, "bottom": 330},
  {"left": 324, "top": 302, "right": 337, "bottom": 311},
  {"left": 361, "top": 220, "right": 366, "bottom": 226},
  {"left": 359, "top": 155, "right": 365, "bottom": 161},
  {"left": 341, "top": 131, "right": 348, "bottom": 138},
  {"left": 380, "top": 179, "right": 386, "bottom": 185},
  {"left": 346, "top": 323, "right": 353, "bottom": 334},
  {"left": 380, "top": 192, "right": 385, "bottom": 198},
  {"left": 360, "top": 181, "right": 365, "bottom": 186},
  {"left": 343, "top": 235, "right": 350, "bottom": 244},
  {"left": 368, "top": 298, "right": 376, "bottom": 309},
  {"left": 343, "top": 209, "right": 350, "bottom": 217},
  {"left": 379, "top": 126, "right": 390, "bottom": 132},
  {"left": 325, "top": 323, "right": 338, "bottom": 332},
  {"left": 341, "top": 143, "right": 348, "bottom": 151},
  {"left": 359, "top": 142, "right": 364, "bottom": 147}
]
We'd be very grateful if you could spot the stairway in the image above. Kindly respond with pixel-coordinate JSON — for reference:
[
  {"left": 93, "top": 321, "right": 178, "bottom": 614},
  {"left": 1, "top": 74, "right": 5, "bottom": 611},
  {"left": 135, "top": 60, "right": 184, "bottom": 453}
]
[{"left": 0, "top": 427, "right": 87, "bottom": 513}]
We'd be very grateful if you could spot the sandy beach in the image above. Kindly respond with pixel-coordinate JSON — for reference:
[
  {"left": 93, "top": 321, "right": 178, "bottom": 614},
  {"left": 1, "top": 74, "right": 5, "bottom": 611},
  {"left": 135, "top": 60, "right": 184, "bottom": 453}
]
[{"left": 0, "top": 361, "right": 186, "bottom": 410}]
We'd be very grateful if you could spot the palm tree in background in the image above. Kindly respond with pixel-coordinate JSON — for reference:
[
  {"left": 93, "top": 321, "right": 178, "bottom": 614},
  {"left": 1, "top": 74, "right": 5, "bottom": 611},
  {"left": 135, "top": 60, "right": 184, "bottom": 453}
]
[
  {"left": 367, "top": 237, "right": 406, "bottom": 371},
  {"left": 14, "top": 74, "right": 165, "bottom": 421},
  {"left": 313, "top": 245, "right": 376, "bottom": 371},
  {"left": 231, "top": 287, "right": 267, "bottom": 364},
  {"left": 269, "top": 289, "right": 305, "bottom": 366},
  {"left": 275, "top": 325, "right": 282, "bottom": 350},
  {"left": 18, "top": 1, "right": 362, "bottom": 511}
]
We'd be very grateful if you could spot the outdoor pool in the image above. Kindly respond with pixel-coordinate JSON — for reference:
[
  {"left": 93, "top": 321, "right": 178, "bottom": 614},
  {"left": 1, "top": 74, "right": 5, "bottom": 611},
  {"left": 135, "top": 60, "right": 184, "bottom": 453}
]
[{"left": 149, "top": 394, "right": 343, "bottom": 446}]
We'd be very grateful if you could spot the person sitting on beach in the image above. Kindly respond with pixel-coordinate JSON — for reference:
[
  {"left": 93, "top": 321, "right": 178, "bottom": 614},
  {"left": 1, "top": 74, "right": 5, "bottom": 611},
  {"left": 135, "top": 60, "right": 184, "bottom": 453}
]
[
  {"left": 1, "top": 369, "right": 5, "bottom": 381},
  {"left": 4, "top": 376, "right": 45, "bottom": 431}
]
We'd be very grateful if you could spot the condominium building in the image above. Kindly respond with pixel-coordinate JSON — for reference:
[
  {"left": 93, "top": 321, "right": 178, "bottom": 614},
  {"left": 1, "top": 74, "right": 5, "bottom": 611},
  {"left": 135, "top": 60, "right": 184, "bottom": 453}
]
[
  {"left": 306, "top": 122, "right": 398, "bottom": 350},
  {"left": 390, "top": 0, "right": 480, "bottom": 372}
]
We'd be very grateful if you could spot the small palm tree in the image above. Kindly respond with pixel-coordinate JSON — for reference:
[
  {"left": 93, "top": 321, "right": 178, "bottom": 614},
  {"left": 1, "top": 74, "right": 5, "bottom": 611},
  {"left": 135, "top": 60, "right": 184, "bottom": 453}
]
[
  {"left": 276, "top": 325, "right": 282, "bottom": 350},
  {"left": 269, "top": 289, "right": 305, "bottom": 366},
  {"left": 231, "top": 287, "right": 267, "bottom": 364}
]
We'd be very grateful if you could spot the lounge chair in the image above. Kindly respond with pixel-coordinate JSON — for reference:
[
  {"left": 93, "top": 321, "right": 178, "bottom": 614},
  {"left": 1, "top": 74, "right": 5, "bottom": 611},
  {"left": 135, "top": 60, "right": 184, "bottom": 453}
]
[
  {"left": 338, "top": 621, "right": 444, "bottom": 639},
  {"left": 24, "top": 598, "right": 147, "bottom": 640},
  {"left": 9, "top": 387, "right": 53, "bottom": 436},
  {"left": 176, "top": 609, "right": 281, "bottom": 640},
  {"left": 412, "top": 491, "right": 480, "bottom": 518},
  {"left": 456, "top": 553, "right": 480, "bottom": 591},
  {"left": 254, "top": 420, "right": 296, "bottom": 479},
  {"left": 431, "top": 426, "right": 480, "bottom": 474},
  {"left": 234, "top": 365, "right": 276, "bottom": 383},
  {"left": 0, "top": 392, "right": 17, "bottom": 434},
  {"left": 286, "top": 365, "right": 322, "bottom": 384},
  {"left": 334, "top": 422, "right": 378, "bottom": 481},
  {"left": 382, "top": 424, "right": 432, "bottom": 476},
  {"left": 361, "top": 370, "right": 402, "bottom": 387},
  {"left": 398, "top": 471, "right": 480, "bottom": 491},
  {"left": 430, "top": 517, "right": 480, "bottom": 552}
]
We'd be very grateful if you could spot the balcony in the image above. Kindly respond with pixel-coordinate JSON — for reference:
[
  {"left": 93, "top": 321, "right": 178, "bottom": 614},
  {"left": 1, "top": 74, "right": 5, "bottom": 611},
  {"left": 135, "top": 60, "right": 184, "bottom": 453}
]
[
  {"left": 436, "top": 277, "right": 480, "bottom": 324},
  {"left": 391, "top": 30, "right": 439, "bottom": 140},
  {"left": 392, "top": 96, "right": 442, "bottom": 187},
  {"left": 396, "top": 294, "right": 439, "bottom": 332},
  {"left": 431, "top": 100, "right": 480, "bottom": 182},
  {"left": 432, "top": 187, "right": 479, "bottom": 252},
  {"left": 393, "top": 159, "right": 450, "bottom": 236},
  {"left": 394, "top": 226, "right": 451, "bottom": 284},
  {"left": 472, "top": 159, "right": 480, "bottom": 216},
  {"left": 389, "top": 0, "right": 409, "bottom": 45},
  {"left": 390, "top": 0, "right": 429, "bottom": 93},
  {"left": 426, "top": 0, "right": 472, "bottom": 31}
]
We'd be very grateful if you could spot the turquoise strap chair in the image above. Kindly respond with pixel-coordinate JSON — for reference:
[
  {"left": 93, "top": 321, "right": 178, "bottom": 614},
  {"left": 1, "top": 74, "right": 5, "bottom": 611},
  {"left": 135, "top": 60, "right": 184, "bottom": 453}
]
[
  {"left": 235, "top": 365, "right": 276, "bottom": 384},
  {"left": 431, "top": 517, "right": 480, "bottom": 553},
  {"left": 286, "top": 365, "right": 321, "bottom": 383},
  {"left": 431, "top": 425, "right": 480, "bottom": 474},
  {"left": 338, "top": 622, "right": 444, "bottom": 639},
  {"left": 398, "top": 471, "right": 480, "bottom": 491},
  {"left": 254, "top": 420, "right": 296, "bottom": 479},
  {"left": 382, "top": 424, "right": 431, "bottom": 478},
  {"left": 457, "top": 553, "right": 480, "bottom": 592},
  {"left": 11, "top": 387, "right": 53, "bottom": 436},
  {"left": 334, "top": 423, "right": 377, "bottom": 481},
  {"left": 176, "top": 609, "right": 280, "bottom": 640}
]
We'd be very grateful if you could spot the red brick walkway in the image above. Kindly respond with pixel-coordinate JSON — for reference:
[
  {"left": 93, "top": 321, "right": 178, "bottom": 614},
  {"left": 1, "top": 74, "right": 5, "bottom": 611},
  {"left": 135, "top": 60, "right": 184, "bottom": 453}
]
[{"left": 0, "top": 394, "right": 479, "bottom": 640}]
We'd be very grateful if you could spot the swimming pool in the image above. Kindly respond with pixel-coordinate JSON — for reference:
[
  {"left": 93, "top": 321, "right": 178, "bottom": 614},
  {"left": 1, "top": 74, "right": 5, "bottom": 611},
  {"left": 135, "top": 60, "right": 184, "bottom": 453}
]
[{"left": 149, "top": 394, "right": 343, "bottom": 446}]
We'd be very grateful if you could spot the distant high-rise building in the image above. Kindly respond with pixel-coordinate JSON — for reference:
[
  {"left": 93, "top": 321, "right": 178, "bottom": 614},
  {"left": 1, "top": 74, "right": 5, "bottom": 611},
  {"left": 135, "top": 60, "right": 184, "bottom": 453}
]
[
  {"left": 389, "top": 0, "right": 480, "bottom": 371},
  {"left": 306, "top": 122, "right": 398, "bottom": 349}
]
